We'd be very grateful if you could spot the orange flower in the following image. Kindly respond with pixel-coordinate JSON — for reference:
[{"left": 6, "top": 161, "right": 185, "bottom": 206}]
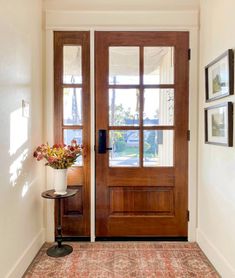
[{"left": 33, "top": 141, "right": 82, "bottom": 169}]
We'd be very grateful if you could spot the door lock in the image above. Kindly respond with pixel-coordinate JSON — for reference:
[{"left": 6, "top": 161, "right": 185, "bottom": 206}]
[{"left": 98, "top": 130, "right": 112, "bottom": 153}]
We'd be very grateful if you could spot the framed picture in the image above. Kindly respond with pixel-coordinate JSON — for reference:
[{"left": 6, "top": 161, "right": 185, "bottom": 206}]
[
  {"left": 205, "top": 102, "right": 233, "bottom": 146},
  {"left": 205, "top": 49, "right": 234, "bottom": 102}
]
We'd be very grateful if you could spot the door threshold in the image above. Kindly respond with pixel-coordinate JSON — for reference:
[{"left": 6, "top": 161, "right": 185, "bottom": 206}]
[
  {"left": 56, "top": 236, "right": 91, "bottom": 242},
  {"left": 56, "top": 236, "right": 188, "bottom": 242},
  {"left": 95, "top": 237, "right": 188, "bottom": 242}
]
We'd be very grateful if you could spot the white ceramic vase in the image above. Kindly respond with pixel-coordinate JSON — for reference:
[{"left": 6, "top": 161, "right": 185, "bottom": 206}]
[{"left": 54, "top": 169, "right": 68, "bottom": 195}]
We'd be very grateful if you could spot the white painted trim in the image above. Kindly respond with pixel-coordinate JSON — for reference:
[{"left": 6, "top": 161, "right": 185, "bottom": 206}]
[
  {"left": 197, "top": 228, "right": 235, "bottom": 278},
  {"left": 6, "top": 229, "right": 45, "bottom": 278},
  {"left": 45, "top": 10, "right": 198, "bottom": 30},
  {"left": 45, "top": 10, "right": 199, "bottom": 14},
  {"left": 90, "top": 29, "right": 95, "bottom": 242},
  {"left": 45, "top": 29, "right": 55, "bottom": 243},
  {"left": 188, "top": 27, "right": 199, "bottom": 241},
  {"left": 44, "top": 11, "right": 199, "bottom": 242},
  {"left": 45, "top": 26, "right": 199, "bottom": 32}
]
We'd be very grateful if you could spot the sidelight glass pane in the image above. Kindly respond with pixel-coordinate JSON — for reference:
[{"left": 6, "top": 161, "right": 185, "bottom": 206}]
[
  {"left": 143, "top": 130, "right": 174, "bottom": 167},
  {"left": 144, "top": 47, "right": 174, "bottom": 84},
  {"left": 63, "top": 88, "right": 82, "bottom": 125},
  {"left": 109, "top": 130, "right": 139, "bottom": 167},
  {"left": 143, "top": 89, "right": 174, "bottom": 126},
  {"left": 109, "top": 47, "right": 139, "bottom": 84},
  {"left": 64, "top": 129, "right": 83, "bottom": 165},
  {"left": 63, "top": 46, "right": 82, "bottom": 84},
  {"left": 109, "top": 89, "right": 139, "bottom": 126}
]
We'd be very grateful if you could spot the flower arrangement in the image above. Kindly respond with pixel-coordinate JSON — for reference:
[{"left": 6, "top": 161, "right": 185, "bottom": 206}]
[{"left": 33, "top": 140, "right": 82, "bottom": 169}]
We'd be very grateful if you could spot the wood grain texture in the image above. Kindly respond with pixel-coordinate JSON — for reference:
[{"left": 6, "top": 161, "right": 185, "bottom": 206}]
[
  {"left": 63, "top": 186, "right": 83, "bottom": 216},
  {"left": 109, "top": 187, "right": 174, "bottom": 216},
  {"left": 54, "top": 32, "right": 90, "bottom": 237},
  {"left": 95, "top": 31, "right": 189, "bottom": 237}
]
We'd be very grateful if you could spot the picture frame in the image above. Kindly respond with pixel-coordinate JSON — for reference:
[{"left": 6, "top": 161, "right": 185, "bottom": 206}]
[
  {"left": 205, "top": 49, "right": 234, "bottom": 102},
  {"left": 205, "top": 102, "right": 233, "bottom": 146}
]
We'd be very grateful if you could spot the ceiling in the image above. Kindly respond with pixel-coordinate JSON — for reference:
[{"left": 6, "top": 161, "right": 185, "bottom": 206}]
[{"left": 43, "top": 0, "right": 199, "bottom": 11}]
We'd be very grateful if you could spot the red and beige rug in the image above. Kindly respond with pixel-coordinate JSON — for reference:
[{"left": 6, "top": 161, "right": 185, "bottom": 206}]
[{"left": 24, "top": 242, "right": 220, "bottom": 278}]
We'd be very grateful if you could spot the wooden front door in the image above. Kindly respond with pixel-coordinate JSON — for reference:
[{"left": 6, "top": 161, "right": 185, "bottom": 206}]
[{"left": 95, "top": 31, "right": 189, "bottom": 237}]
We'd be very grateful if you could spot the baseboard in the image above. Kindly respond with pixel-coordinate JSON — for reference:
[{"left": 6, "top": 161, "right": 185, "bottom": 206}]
[
  {"left": 6, "top": 228, "right": 45, "bottom": 278},
  {"left": 197, "top": 228, "right": 235, "bottom": 278}
]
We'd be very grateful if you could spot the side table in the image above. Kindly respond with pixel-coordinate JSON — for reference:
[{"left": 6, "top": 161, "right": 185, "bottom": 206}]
[{"left": 41, "top": 189, "right": 78, "bottom": 257}]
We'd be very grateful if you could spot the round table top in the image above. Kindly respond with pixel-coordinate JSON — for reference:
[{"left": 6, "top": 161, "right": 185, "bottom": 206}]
[{"left": 41, "top": 189, "right": 78, "bottom": 199}]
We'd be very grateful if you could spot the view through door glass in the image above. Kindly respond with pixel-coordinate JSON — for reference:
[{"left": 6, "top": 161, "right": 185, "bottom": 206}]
[
  {"left": 109, "top": 46, "right": 174, "bottom": 167},
  {"left": 95, "top": 31, "right": 189, "bottom": 237}
]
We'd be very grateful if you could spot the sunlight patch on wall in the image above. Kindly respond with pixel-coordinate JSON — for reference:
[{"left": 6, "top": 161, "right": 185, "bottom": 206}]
[
  {"left": 21, "top": 178, "right": 37, "bottom": 198},
  {"left": 22, "top": 181, "right": 29, "bottom": 197},
  {"left": 9, "top": 107, "right": 28, "bottom": 155},
  {"left": 9, "top": 149, "right": 28, "bottom": 187}
]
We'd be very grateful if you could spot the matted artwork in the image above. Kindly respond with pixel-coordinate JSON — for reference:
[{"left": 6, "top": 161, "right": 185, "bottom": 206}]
[
  {"left": 205, "top": 49, "right": 234, "bottom": 102},
  {"left": 205, "top": 102, "right": 233, "bottom": 146}
]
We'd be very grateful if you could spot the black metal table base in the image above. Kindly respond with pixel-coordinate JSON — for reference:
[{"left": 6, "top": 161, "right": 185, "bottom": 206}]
[
  {"left": 41, "top": 190, "right": 78, "bottom": 258},
  {"left": 47, "top": 244, "right": 73, "bottom": 257}
]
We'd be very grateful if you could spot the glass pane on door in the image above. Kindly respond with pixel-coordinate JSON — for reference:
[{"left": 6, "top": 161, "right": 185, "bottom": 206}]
[
  {"left": 143, "top": 130, "right": 174, "bottom": 167},
  {"left": 109, "top": 130, "right": 139, "bottom": 167},
  {"left": 143, "top": 89, "right": 174, "bottom": 126},
  {"left": 109, "top": 47, "right": 139, "bottom": 85},
  {"left": 109, "top": 89, "right": 139, "bottom": 126},
  {"left": 144, "top": 47, "right": 174, "bottom": 84},
  {"left": 63, "top": 88, "right": 82, "bottom": 125},
  {"left": 63, "top": 46, "right": 82, "bottom": 84},
  {"left": 64, "top": 129, "right": 83, "bottom": 165}
]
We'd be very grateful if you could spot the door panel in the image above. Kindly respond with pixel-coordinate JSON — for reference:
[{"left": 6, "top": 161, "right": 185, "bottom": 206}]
[
  {"left": 109, "top": 187, "right": 174, "bottom": 215},
  {"left": 95, "top": 31, "right": 189, "bottom": 237}
]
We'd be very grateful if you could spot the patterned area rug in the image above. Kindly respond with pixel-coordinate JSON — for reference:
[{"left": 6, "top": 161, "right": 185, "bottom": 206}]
[{"left": 24, "top": 242, "right": 220, "bottom": 278}]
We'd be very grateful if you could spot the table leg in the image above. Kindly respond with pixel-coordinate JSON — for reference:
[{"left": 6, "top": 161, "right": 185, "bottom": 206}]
[
  {"left": 57, "top": 198, "right": 62, "bottom": 247},
  {"left": 46, "top": 198, "right": 73, "bottom": 257}
]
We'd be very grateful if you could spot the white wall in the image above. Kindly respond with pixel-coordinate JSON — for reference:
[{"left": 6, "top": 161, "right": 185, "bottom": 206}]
[
  {"left": 0, "top": 0, "right": 45, "bottom": 277},
  {"left": 44, "top": 9, "right": 199, "bottom": 242},
  {"left": 197, "top": 0, "right": 235, "bottom": 277}
]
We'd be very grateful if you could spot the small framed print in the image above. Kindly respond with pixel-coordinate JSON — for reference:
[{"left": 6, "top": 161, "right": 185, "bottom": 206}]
[
  {"left": 205, "top": 102, "right": 233, "bottom": 146},
  {"left": 205, "top": 49, "right": 234, "bottom": 102}
]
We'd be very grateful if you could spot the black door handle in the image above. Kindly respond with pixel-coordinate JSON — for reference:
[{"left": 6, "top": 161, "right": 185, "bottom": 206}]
[{"left": 98, "top": 130, "right": 112, "bottom": 153}]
